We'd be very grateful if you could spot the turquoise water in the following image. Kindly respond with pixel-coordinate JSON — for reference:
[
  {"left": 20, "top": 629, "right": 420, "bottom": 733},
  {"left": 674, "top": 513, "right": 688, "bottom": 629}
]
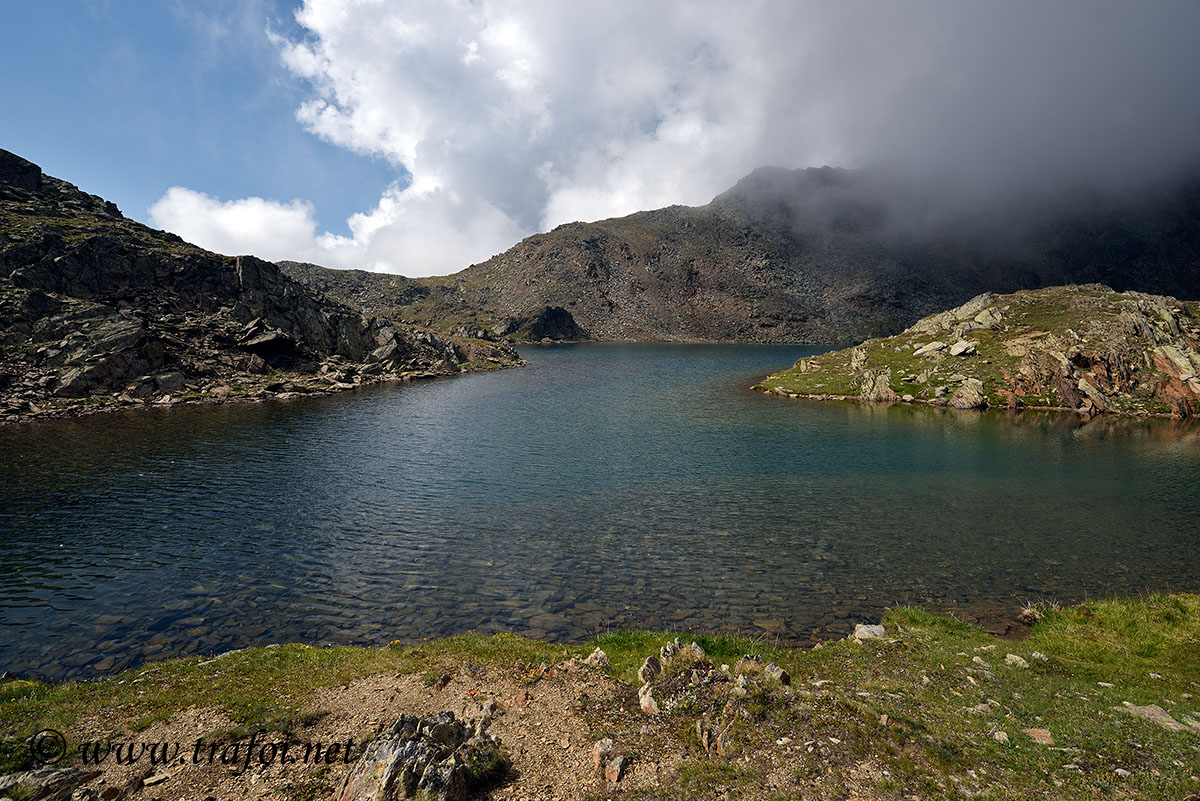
[{"left": 1, "top": 344, "right": 1198, "bottom": 680}]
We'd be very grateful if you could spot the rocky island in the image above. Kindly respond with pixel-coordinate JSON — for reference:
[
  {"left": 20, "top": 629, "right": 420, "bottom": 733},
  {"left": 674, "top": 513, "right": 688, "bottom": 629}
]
[
  {"left": 0, "top": 149, "right": 520, "bottom": 424},
  {"left": 756, "top": 285, "right": 1200, "bottom": 418}
]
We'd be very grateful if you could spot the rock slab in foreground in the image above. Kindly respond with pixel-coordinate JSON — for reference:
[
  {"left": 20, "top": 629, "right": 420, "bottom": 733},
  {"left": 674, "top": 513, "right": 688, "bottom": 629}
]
[{"left": 339, "top": 712, "right": 505, "bottom": 801}]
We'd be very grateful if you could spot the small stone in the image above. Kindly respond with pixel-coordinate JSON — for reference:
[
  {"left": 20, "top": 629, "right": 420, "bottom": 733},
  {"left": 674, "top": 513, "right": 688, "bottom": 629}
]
[
  {"left": 736, "top": 654, "right": 763, "bottom": 672},
  {"left": 764, "top": 663, "right": 790, "bottom": 685},
  {"left": 637, "top": 655, "right": 662, "bottom": 685},
  {"left": 1023, "top": 727, "right": 1054, "bottom": 744},
  {"left": 1098, "top": 681, "right": 1114, "bottom": 688},
  {"left": 593, "top": 738, "right": 614, "bottom": 770},
  {"left": 1031, "top": 651, "right": 1049, "bottom": 662},
  {"left": 1004, "top": 653, "right": 1029, "bottom": 668},
  {"left": 639, "top": 683, "right": 660, "bottom": 715},
  {"left": 689, "top": 641, "right": 706, "bottom": 660},
  {"left": 432, "top": 672, "right": 452, "bottom": 691},
  {"left": 850, "top": 624, "right": 885, "bottom": 642},
  {"left": 1114, "top": 702, "right": 1196, "bottom": 733},
  {"left": 605, "top": 754, "right": 628, "bottom": 783},
  {"left": 972, "top": 656, "right": 989, "bottom": 668},
  {"left": 993, "top": 730, "right": 1009, "bottom": 744},
  {"left": 696, "top": 720, "right": 713, "bottom": 753},
  {"left": 913, "top": 340, "right": 946, "bottom": 357},
  {"left": 901, "top": 394, "right": 915, "bottom": 402},
  {"left": 584, "top": 647, "right": 611, "bottom": 670},
  {"left": 1115, "top": 768, "right": 1131, "bottom": 778}
]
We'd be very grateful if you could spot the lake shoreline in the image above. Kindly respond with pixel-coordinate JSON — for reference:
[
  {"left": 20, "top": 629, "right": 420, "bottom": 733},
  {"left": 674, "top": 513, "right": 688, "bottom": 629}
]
[
  {"left": 0, "top": 360, "right": 522, "bottom": 426},
  {"left": 754, "top": 384, "right": 1184, "bottom": 420},
  {"left": 3, "top": 594, "right": 1198, "bottom": 800}
]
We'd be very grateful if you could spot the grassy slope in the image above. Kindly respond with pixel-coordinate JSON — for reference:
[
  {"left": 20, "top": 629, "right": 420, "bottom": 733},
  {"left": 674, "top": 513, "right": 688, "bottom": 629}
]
[
  {"left": 756, "top": 287, "right": 1200, "bottom": 417},
  {"left": 3, "top": 596, "right": 1199, "bottom": 799}
]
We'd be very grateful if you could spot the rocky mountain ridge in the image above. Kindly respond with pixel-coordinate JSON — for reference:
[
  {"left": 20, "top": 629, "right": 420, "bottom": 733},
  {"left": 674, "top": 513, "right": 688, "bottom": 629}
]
[
  {"left": 756, "top": 285, "right": 1200, "bottom": 418},
  {"left": 283, "top": 166, "right": 1200, "bottom": 344},
  {"left": 0, "top": 149, "right": 519, "bottom": 422}
]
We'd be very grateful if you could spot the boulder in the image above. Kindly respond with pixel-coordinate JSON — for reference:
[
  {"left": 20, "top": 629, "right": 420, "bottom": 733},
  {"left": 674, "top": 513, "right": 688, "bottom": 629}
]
[
  {"left": 637, "top": 656, "right": 662, "bottom": 685},
  {"left": 764, "top": 663, "right": 790, "bottom": 685},
  {"left": 949, "top": 377, "right": 988, "bottom": 409},
  {"left": 638, "top": 683, "right": 660, "bottom": 715},
  {"left": 850, "top": 624, "right": 885, "bottom": 642},
  {"left": 592, "top": 738, "right": 613, "bottom": 771},
  {"left": 338, "top": 712, "right": 504, "bottom": 801},
  {"left": 584, "top": 648, "right": 611, "bottom": 670},
  {"left": 604, "top": 754, "right": 628, "bottom": 783},
  {"left": 913, "top": 341, "right": 947, "bottom": 357},
  {"left": 858, "top": 368, "right": 898, "bottom": 402}
]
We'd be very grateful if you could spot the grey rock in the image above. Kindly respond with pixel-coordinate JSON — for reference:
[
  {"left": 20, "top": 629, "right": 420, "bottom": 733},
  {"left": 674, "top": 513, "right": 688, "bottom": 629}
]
[
  {"left": 913, "top": 340, "right": 947, "bottom": 357},
  {"left": 339, "top": 712, "right": 503, "bottom": 801},
  {"left": 584, "top": 647, "right": 611, "bottom": 670},
  {"left": 637, "top": 655, "right": 662, "bottom": 685},
  {"left": 850, "top": 624, "right": 885, "bottom": 642},
  {"left": 764, "top": 663, "right": 791, "bottom": 685},
  {"left": 592, "top": 738, "right": 614, "bottom": 770},
  {"left": 949, "top": 377, "right": 988, "bottom": 409},
  {"left": 858, "top": 367, "right": 898, "bottom": 402}
]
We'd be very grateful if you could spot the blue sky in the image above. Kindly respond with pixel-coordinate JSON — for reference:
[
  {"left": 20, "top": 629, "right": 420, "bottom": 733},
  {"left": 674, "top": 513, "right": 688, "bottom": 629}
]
[
  {"left": 3, "top": 2, "right": 1199, "bottom": 277},
  {"left": 1, "top": 1, "right": 389, "bottom": 236}
]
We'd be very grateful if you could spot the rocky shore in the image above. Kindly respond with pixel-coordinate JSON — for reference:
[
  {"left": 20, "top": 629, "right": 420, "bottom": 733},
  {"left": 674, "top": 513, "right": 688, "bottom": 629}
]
[
  {"left": 757, "top": 285, "right": 1200, "bottom": 418},
  {"left": 2, "top": 595, "right": 1198, "bottom": 800},
  {"left": 0, "top": 149, "right": 521, "bottom": 425}
]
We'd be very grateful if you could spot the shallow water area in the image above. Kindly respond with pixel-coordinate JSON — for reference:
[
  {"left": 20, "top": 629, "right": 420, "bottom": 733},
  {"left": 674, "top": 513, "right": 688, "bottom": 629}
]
[{"left": 2, "top": 343, "right": 1198, "bottom": 681}]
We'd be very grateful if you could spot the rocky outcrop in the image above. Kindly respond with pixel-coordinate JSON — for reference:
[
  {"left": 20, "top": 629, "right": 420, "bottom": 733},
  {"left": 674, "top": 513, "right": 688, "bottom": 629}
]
[
  {"left": 338, "top": 711, "right": 505, "bottom": 801},
  {"left": 756, "top": 285, "right": 1200, "bottom": 418},
  {"left": 490, "top": 306, "right": 586, "bottom": 342},
  {"left": 0, "top": 149, "right": 520, "bottom": 421},
  {"left": 284, "top": 166, "right": 1200, "bottom": 344}
]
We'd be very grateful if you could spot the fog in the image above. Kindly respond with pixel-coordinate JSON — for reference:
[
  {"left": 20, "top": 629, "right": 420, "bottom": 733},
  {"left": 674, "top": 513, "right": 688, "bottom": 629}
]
[{"left": 155, "top": 0, "right": 1200, "bottom": 275}]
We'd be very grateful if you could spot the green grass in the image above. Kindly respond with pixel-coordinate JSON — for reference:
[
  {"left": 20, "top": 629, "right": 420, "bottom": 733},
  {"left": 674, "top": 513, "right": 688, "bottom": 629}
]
[
  {"left": 3, "top": 596, "right": 1199, "bottom": 799},
  {"left": 757, "top": 287, "right": 1195, "bottom": 417}
]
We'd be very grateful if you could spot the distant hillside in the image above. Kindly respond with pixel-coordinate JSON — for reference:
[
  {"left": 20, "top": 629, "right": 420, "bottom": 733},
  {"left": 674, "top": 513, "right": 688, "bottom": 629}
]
[
  {"left": 757, "top": 285, "right": 1200, "bottom": 418},
  {"left": 283, "top": 166, "right": 1200, "bottom": 344},
  {"left": 0, "top": 149, "right": 518, "bottom": 421}
]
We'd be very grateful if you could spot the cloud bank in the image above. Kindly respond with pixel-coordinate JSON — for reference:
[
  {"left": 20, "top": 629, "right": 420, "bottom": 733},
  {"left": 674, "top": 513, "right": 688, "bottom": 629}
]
[{"left": 151, "top": 0, "right": 1200, "bottom": 276}]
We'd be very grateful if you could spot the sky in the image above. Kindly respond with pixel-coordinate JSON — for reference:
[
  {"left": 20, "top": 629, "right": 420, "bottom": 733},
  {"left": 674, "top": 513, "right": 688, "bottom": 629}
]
[{"left": 3, "top": 1, "right": 1200, "bottom": 277}]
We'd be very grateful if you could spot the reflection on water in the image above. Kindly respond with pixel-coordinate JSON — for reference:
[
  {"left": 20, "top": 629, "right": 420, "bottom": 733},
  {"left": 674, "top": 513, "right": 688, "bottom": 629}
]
[{"left": 1, "top": 344, "right": 1198, "bottom": 681}]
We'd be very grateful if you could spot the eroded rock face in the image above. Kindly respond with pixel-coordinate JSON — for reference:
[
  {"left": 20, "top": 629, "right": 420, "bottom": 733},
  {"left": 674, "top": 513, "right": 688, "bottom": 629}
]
[
  {"left": 0, "top": 148, "right": 521, "bottom": 420},
  {"left": 338, "top": 712, "right": 505, "bottom": 801}
]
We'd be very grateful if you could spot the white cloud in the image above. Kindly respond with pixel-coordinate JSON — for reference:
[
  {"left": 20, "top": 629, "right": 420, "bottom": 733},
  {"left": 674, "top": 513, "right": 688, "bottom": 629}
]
[
  {"left": 151, "top": 0, "right": 1200, "bottom": 277},
  {"left": 149, "top": 188, "right": 320, "bottom": 263},
  {"left": 149, "top": 183, "right": 523, "bottom": 274}
]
